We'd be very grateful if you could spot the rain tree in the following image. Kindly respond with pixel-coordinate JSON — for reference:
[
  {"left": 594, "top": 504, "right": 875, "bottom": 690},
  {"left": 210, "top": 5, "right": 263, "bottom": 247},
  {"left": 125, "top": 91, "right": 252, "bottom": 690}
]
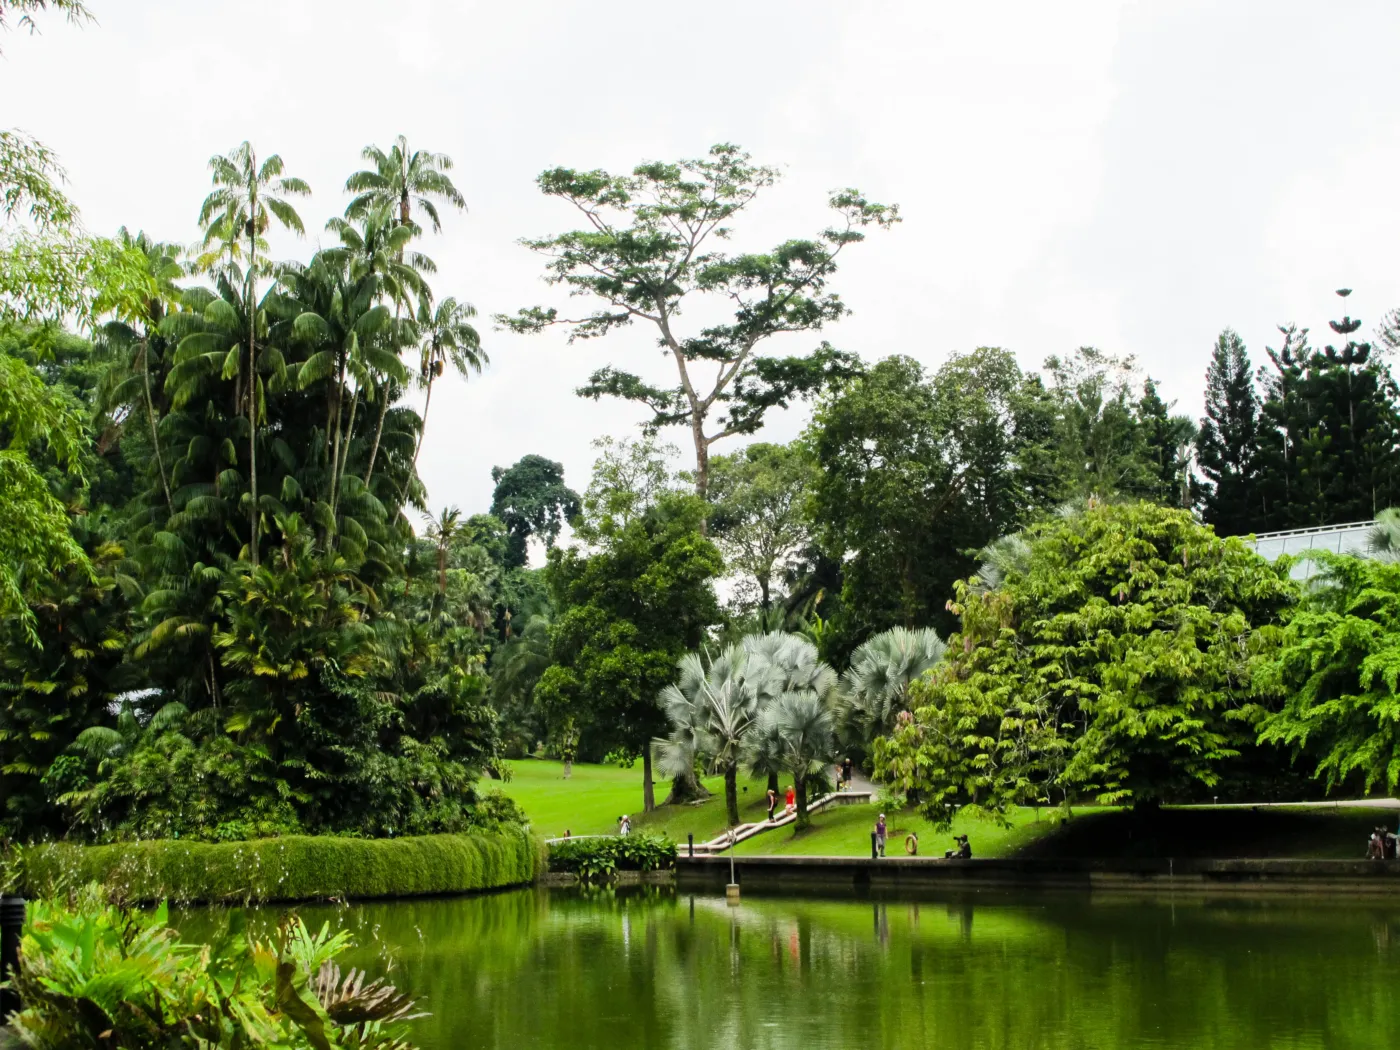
[{"left": 500, "top": 143, "right": 897, "bottom": 497}]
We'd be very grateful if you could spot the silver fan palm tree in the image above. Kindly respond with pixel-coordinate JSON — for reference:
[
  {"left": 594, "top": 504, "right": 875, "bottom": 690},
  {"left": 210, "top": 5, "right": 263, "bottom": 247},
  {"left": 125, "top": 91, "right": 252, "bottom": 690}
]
[
  {"left": 841, "top": 626, "right": 946, "bottom": 745},
  {"left": 743, "top": 689, "right": 835, "bottom": 829}
]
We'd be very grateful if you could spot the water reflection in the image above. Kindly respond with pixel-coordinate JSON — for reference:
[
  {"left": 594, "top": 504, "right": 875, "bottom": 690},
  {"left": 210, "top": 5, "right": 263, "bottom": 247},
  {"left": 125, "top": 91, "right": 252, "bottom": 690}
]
[{"left": 177, "top": 886, "right": 1400, "bottom": 1049}]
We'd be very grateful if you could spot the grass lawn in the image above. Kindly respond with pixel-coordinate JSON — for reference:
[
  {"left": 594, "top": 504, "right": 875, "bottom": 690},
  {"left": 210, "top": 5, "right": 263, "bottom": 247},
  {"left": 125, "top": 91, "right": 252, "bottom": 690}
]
[
  {"left": 730, "top": 801, "right": 1061, "bottom": 859},
  {"left": 492, "top": 758, "right": 775, "bottom": 841}
]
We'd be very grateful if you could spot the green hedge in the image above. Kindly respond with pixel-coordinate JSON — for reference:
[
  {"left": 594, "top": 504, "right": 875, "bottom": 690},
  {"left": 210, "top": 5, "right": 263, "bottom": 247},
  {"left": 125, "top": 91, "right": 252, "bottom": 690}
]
[{"left": 17, "top": 827, "right": 546, "bottom": 904}]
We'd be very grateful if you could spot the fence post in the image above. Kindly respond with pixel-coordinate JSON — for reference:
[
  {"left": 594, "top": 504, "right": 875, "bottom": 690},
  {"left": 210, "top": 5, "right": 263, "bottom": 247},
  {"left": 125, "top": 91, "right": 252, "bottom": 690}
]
[
  {"left": 1, "top": 894, "right": 24, "bottom": 1020},
  {"left": 870, "top": 831, "right": 878, "bottom": 860},
  {"left": 688, "top": 833, "right": 694, "bottom": 858}
]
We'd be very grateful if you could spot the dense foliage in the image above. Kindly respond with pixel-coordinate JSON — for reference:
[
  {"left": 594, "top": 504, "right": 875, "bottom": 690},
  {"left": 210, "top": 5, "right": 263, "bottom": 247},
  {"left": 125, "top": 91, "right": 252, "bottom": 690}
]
[
  {"left": 1257, "top": 553, "right": 1400, "bottom": 794},
  {"left": 8, "top": 886, "right": 422, "bottom": 1048},
  {"left": 873, "top": 503, "right": 1298, "bottom": 822},
  {"left": 545, "top": 833, "right": 675, "bottom": 878},
  {"left": 0, "top": 131, "right": 520, "bottom": 844}
]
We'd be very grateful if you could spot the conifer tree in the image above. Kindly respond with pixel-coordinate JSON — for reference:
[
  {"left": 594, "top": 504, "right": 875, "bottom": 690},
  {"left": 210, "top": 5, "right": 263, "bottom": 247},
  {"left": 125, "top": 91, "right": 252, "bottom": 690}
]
[
  {"left": 1133, "top": 377, "right": 1195, "bottom": 507},
  {"left": 1194, "top": 329, "right": 1264, "bottom": 535}
]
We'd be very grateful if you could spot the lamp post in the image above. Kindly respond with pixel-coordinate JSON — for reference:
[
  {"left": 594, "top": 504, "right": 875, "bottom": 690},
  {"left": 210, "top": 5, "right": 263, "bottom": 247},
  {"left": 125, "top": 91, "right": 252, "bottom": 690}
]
[{"left": 726, "top": 828, "right": 740, "bottom": 904}]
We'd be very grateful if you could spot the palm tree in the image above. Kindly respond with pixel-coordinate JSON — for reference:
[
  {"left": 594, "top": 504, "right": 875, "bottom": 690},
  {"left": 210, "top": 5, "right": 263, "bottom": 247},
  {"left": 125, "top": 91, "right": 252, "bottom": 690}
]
[
  {"left": 656, "top": 646, "right": 760, "bottom": 827},
  {"left": 324, "top": 204, "right": 436, "bottom": 485},
  {"left": 344, "top": 138, "right": 471, "bottom": 482},
  {"left": 344, "top": 135, "right": 466, "bottom": 233},
  {"left": 94, "top": 228, "right": 184, "bottom": 513},
  {"left": 745, "top": 689, "right": 835, "bottom": 829},
  {"left": 412, "top": 296, "right": 484, "bottom": 469},
  {"left": 841, "top": 626, "right": 946, "bottom": 745},
  {"left": 198, "top": 142, "right": 309, "bottom": 567},
  {"left": 422, "top": 506, "right": 463, "bottom": 596},
  {"left": 1367, "top": 508, "right": 1400, "bottom": 561}
]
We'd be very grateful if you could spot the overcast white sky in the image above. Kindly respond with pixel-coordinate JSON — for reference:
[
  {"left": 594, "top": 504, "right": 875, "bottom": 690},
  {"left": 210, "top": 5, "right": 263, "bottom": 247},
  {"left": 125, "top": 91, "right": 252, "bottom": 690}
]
[{"left": 6, "top": 0, "right": 1400, "bottom": 528}]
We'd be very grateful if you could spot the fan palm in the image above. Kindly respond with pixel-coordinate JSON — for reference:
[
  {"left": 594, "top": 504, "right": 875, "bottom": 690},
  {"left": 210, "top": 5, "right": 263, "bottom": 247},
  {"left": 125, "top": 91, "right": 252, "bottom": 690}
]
[
  {"left": 656, "top": 645, "right": 760, "bottom": 826},
  {"left": 1367, "top": 508, "right": 1400, "bottom": 562},
  {"left": 744, "top": 689, "right": 835, "bottom": 829},
  {"left": 841, "top": 626, "right": 946, "bottom": 745},
  {"left": 413, "top": 296, "right": 484, "bottom": 469},
  {"left": 197, "top": 142, "right": 309, "bottom": 567}
]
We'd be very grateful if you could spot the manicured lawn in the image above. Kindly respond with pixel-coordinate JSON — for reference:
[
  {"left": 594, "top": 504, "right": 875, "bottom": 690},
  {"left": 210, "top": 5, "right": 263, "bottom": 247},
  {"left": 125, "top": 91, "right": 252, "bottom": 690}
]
[
  {"left": 730, "top": 801, "right": 1061, "bottom": 858},
  {"left": 492, "top": 758, "right": 773, "bottom": 841}
]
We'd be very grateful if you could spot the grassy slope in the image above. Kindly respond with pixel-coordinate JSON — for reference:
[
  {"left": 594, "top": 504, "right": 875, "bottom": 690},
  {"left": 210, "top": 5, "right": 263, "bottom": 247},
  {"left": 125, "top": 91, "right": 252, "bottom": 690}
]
[
  {"left": 732, "top": 802, "right": 1058, "bottom": 858},
  {"left": 493, "top": 758, "right": 774, "bottom": 842}
]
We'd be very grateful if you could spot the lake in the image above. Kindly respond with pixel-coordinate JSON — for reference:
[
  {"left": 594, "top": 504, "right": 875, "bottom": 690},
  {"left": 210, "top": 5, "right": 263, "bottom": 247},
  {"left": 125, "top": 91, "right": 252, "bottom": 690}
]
[{"left": 214, "top": 885, "right": 1400, "bottom": 1048}]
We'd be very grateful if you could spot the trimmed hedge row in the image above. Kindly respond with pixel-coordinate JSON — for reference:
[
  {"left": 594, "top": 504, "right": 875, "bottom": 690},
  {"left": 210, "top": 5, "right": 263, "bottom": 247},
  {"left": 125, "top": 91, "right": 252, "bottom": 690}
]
[{"left": 18, "top": 827, "right": 546, "bottom": 904}]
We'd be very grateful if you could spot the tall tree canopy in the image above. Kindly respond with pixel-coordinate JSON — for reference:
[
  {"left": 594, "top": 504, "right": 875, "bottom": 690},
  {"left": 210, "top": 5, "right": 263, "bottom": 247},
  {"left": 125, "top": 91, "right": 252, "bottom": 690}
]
[
  {"left": 499, "top": 143, "right": 896, "bottom": 497},
  {"left": 536, "top": 470, "right": 722, "bottom": 811},
  {"left": 706, "top": 441, "right": 813, "bottom": 613},
  {"left": 490, "top": 454, "right": 581, "bottom": 569},
  {"left": 874, "top": 502, "right": 1297, "bottom": 822}
]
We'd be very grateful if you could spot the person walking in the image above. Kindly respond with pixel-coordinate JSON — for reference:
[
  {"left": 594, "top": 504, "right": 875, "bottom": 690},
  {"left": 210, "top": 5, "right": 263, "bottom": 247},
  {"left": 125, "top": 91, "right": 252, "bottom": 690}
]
[
  {"left": 875, "top": 813, "right": 888, "bottom": 857},
  {"left": 842, "top": 757, "right": 853, "bottom": 790},
  {"left": 766, "top": 788, "right": 778, "bottom": 822}
]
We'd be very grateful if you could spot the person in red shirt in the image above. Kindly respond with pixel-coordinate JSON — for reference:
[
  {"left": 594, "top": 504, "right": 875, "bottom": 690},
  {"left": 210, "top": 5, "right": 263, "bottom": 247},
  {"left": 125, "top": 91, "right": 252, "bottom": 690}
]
[{"left": 784, "top": 785, "right": 796, "bottom": 817}]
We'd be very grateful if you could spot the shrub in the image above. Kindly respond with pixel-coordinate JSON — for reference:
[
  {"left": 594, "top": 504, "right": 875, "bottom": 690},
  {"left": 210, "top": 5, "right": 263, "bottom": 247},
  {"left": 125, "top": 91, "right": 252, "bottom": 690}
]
[
  {"left": 16, "top": 827, "right": 544, "bottom": 904},
  {"left": 9, "top": 884, "right": 422, "bottom": 1048},
  {"left": 546, "top": 834, "right": 676, "bottom": 879}
]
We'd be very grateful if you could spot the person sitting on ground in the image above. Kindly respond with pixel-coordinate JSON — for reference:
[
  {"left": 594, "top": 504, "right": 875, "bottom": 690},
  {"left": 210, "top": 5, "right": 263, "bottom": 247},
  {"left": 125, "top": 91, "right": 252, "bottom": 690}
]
[
  {"left": 946, "top": 834, "right": 972, "bottom": 859},
  {"left": 784, "top": 785, "right": 796, "bottom": 817},
  {"left": 875, "top": 813, "right": 888, "bottom": 857},
  {"left": 1369, "top": 828, "right": 1386, "bottom": 860},
  {"left": 958, "top": 834, "right": 972, "bottom": 859}
]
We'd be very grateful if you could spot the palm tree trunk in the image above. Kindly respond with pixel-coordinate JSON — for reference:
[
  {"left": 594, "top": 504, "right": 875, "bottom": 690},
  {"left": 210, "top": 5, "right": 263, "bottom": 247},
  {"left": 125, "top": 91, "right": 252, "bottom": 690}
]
[
  {"left": 643, "top": 746, "right": 656, "bottom": 812},
  {"left": 246, "top": 239, "right": 259, "bottom": 568},
  {"left": 412, "top": 369, "right": 435, "bottom": 471},
  {"left": 767, "top": 771, "right": 779, "bottom": 796},
  {"left": 141, "top": 341, "right": 173, "bottom": 513},
  {"left": 364, "top": 380, "right": 391, "bottom": 485},
  {"left": 724, "top": 764, "right": 739, "bottom": 827},
  {"left": 336, "top": 390, "right": 359, "bottom": 511},
  {"left": 794, "top": 773, "right": 810, "bottom": 828}
]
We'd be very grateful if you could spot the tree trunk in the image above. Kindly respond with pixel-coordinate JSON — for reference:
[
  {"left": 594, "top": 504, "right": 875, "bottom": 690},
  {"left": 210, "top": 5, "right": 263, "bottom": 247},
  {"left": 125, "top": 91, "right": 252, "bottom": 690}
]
[
  {"left": 364, "top": 380, "right": 391, "bottom": 485},
  {"left": 692, "top": 414, "right": 710, "bottom": 534},
  {"left": 767, "top": 771, "right": 779, "bottom": 797},
  {"left": 141, "top": 340, "right": 173, "bottom": 513},
  {"left": 758, "top": 574, "right": 771, "bottom": 614},
  {"left": 724, "top": 764, "right": 739, "bottom": 828},
  {"left": 246, "top": 222, "right": 259, "bottom": 569},
  {"left": 563, "top": 756, "right": 572, "bottom": 779},
  {"left": 412, "top": 370, "right": 435, "bottom": 471},
  {"left": 794, "top": 773, "right": 810, "bottom": 829},
  {"left": 642, "top": 746, "right": 656, "bottom": 812}
]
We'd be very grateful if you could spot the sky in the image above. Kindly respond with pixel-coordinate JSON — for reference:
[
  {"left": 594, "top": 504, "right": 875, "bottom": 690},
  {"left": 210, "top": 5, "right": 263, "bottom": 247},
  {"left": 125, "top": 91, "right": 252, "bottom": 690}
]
[{"left": 6, "top": 0, "right": 1400, "bottom": 530}]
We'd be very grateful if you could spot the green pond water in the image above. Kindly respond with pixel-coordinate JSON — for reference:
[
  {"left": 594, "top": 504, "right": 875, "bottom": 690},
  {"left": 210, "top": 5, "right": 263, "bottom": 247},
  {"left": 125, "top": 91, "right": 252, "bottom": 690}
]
[{"left": 190, "top": 886, "right": 1400, "bottom": 1049}]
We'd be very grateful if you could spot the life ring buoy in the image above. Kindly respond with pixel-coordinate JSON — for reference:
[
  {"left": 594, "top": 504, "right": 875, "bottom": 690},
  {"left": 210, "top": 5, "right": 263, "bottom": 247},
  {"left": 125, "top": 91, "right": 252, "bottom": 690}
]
[{"left": 904, "top": 834, "right": 918, "bottom": 856}]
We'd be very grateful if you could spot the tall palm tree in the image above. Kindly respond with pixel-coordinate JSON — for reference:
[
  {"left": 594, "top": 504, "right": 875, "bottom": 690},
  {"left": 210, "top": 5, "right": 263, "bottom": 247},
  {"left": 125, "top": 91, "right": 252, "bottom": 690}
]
[
  {"left": 198, "top": 141, "right": 309, "bottom": 567},
  {"left": 422, "top": 506, "right": 463, "bottom": 596},
  {"left": 344, "top": 137, "right": 471, "bottom": 482},
  {"left": 344, "top": 135, "right": 466, "bottom": 233},
  {"left": 841, "top": 626, "right": 947, "bottom": 746},
  {"left": 94, "top": 228, "right": 184, "bottom": 512},
  {"left": 412, "top": 296, "right": 484, "bottom": 469}
]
